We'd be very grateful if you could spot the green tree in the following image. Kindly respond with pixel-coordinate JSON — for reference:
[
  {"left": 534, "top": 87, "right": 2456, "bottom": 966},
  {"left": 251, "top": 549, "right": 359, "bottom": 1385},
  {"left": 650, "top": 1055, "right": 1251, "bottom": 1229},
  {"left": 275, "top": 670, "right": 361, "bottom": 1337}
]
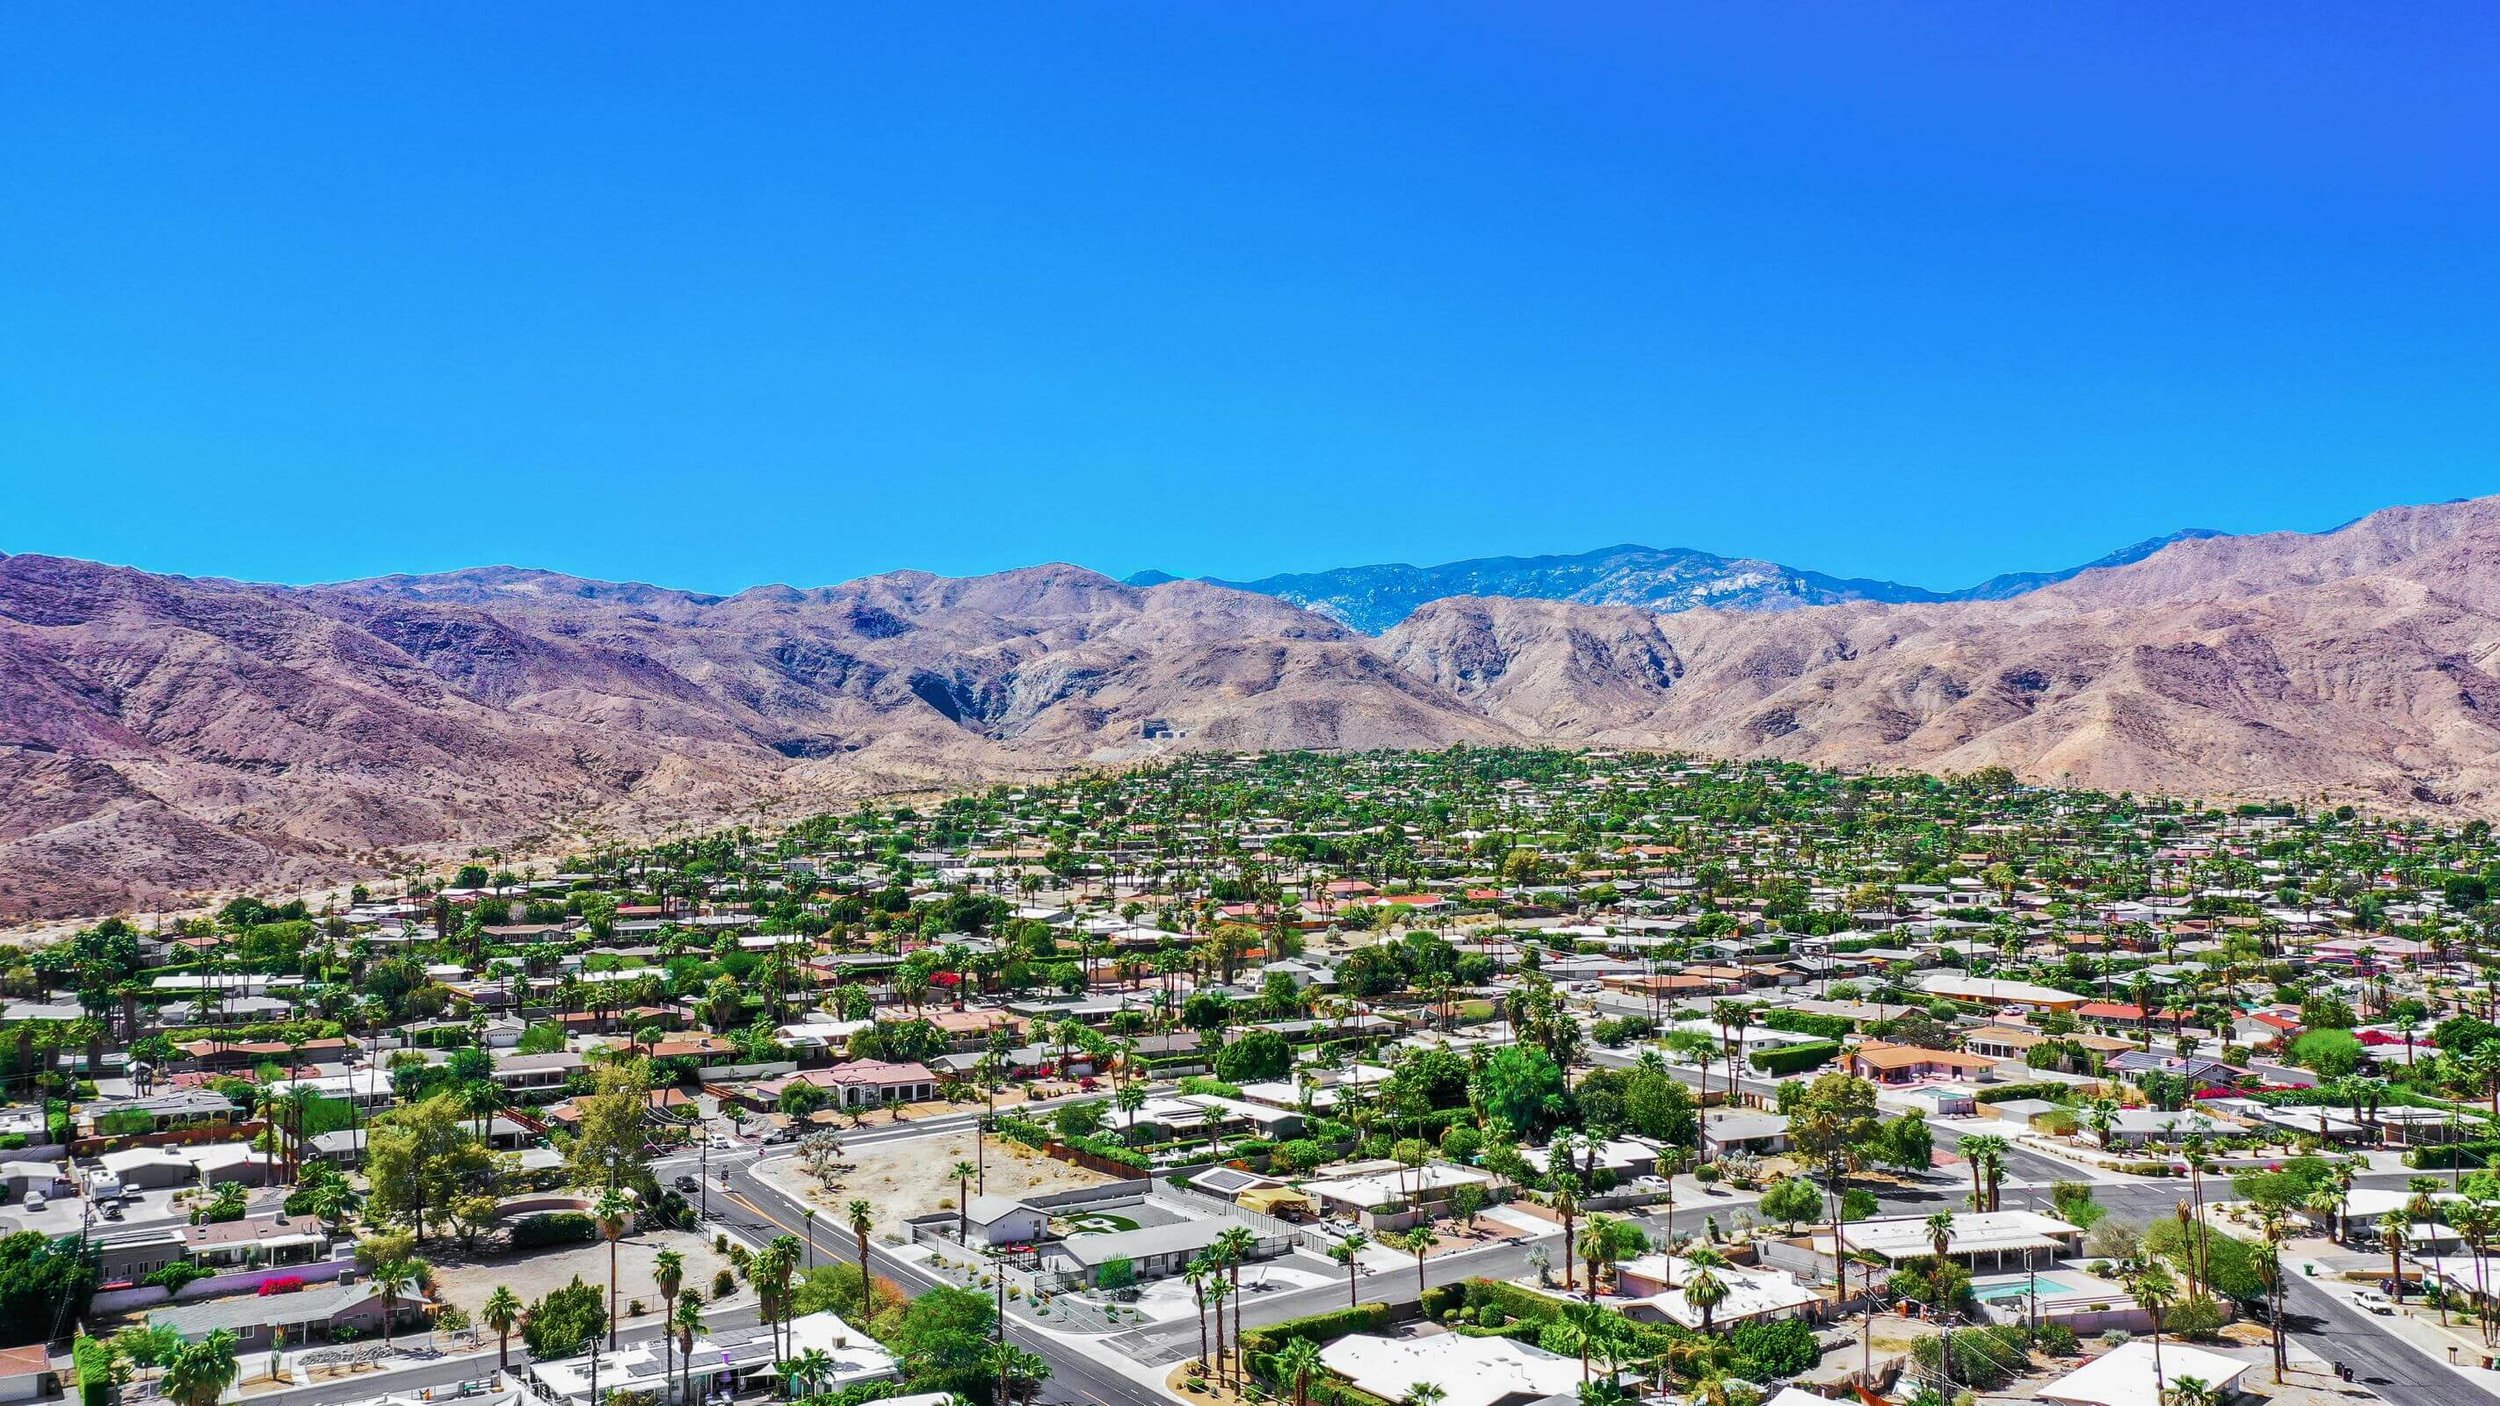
[
  {"left": 0, "top": 1231, "right": 100, "bottom": 1345},
  {"left": 481, "top": 1286, "right": 522, "bottom": 1370},
  {"left": 161, "top": 1329, "right": 240, "bottom": 1406}
]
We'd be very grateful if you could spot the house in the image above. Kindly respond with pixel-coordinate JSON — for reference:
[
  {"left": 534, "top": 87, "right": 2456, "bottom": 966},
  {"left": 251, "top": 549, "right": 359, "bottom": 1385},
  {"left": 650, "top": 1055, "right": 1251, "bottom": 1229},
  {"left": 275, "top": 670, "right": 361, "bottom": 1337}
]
[
  {"left": 1701, "top": 1110, "right": 1791, "bottom": 1158},
  {"left": 0, "top": 1345, "right": 60, "bottom": 1404},
  {"left": 2039, "top": 1339, "right": 2249, "bottom": 1406},
  {"left": 1845, "top": 1042, "right": 2002, "bottom": 1085},
  {"left": 958, "top": 1195, "right": 1048, "bottom": 1248},
  {"left": 151, "top": 1281, "right": 404, "bottom": 1349},
  {"left": 531, "top": 1312, "right": 897, "bottom": 1404},
  {"left": 1830, "top": 1210, "right": 2084, "bottom": 1271},
  {"left": 1300, "top": 1162, "right": 1502, "bottom": 1232},
  {"left": 182, "top": 1212, "right": 331, "bottom": 1269},
  {"left": 1049, "top": 1219, "right": 1270, "bottom": 1287},
  {"left": 490, "top": 1052, "right": 586, "bottom": 1099},
  {"left": 818, "top": 1060, "right": 937, "bottom": 1108},
  {"left": 1916, "top": 974, "right": 2087, "bottom": 1014},
  {"left": 1318, "top": 1332, "right": 1583, "bottom": 1406},
  {"left": 1615, "top": 1255, "right": 1820, "bottom": 1328}
]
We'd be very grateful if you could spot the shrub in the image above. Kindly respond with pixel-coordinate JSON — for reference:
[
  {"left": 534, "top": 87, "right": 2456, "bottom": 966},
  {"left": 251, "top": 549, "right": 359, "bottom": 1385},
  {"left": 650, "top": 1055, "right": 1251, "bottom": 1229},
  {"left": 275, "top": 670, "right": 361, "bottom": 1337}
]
[
  {"left": 511, "top": 1213, "right": 597, "bottom": 1249},
  {"left": 1749, "top": 1040, "right": 1842, "bottom": 1077},
  {"left": 1761, "top": 1008, "right": 1855, "bottom": 1040},
  {"left": 1974, "top": 1082, "right": 2074, "bottom": 1105},
  {"left": 142, "top": 1262, "right": 210, "bottom": 1293},
  {"left": 1727, "top": 1317, "right": 1821, "bottom": 1377},
  {"left": 2161, "top": 1294, "right": 2231, "bottom": 1341},
  {"left": 2035, "top": 1323, "right": 2080, "bottom": 1356},
  {"left": 519, "top": 1277, "right": 608, "bottom": 1358},
  {"left": 1916, "top": 1325, "right": 2034, "bottom": 1391}
]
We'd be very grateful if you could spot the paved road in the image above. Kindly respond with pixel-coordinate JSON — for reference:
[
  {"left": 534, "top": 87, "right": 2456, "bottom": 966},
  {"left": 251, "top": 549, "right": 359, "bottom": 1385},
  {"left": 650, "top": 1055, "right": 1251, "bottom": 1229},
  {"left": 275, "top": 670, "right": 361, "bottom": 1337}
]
[{"left": 2281, "top": 1274, "right": 2500, "bottom": 1406}]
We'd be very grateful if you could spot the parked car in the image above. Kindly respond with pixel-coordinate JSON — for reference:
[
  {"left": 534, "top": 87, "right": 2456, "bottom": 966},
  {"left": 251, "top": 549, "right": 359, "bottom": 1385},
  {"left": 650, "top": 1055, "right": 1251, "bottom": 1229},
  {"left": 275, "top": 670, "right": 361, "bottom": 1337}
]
[
  {"left": 674, "top": 1174, "right": 701, "bottom": 1193},
  {"left": 2353, "top": 1288, "right": 2396, "bottom": 1315}
]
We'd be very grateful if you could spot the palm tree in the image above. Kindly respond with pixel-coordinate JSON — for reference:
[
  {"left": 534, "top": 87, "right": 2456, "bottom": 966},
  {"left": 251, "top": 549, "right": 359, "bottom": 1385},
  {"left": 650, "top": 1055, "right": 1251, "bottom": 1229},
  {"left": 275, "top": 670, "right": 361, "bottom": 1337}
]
[
  {"left": 983, "top": 1342, "right": 1050, "bottom": 1405},
  {"left": 802, "top": 1208, "right": 817, "bottom": 1270},
  {"left": 374, "top": 1259, "right": 420, "bottom": 1351},
  {"left": 653, "top": 1249, "right": 685, "bottom": 1389},
  {"left": 1276, "top": 1336, "right": 1326, "bottom": 1406},
  {"left": 1682, "top": 1265, "right": 1729, "bottom": 1333},
  {"left": 1403, "top": 1383, "right": 1447, "bottom": 1406},
  {"left": 1185, "top": 1261, "right": 1214, "bottom": 1372},
  {"left": 1214, "top": 1224, "right": 1259, "bottom": 1370},
  {"left": 2382, "top": 1208, "right": 2413, "bottom": 1301},
  {"left": 162, "top": 1329, "right": 241, "bottom": 1406},
  {"left": 848, "top": 1198, "right": 875, "bottom": 1306},
  {"left": 2164, "top": 1374, "right": 2223, "bottom": 1406},
  {"left": 952, "top": 1160, "right": 978, "bottom": 1242},
  {"left": 1332, "top": 1232, "right": 1369, "bottom": 1307},
  {"left": 1402, "top": 1225, "right": 1435, "bottom": 1296},
  {"left": 1205, "top": 1274, "right": 1235, "bottom": 1389},
  {"left": 481, "top": 1285, "right": 522, "bottom": 1370},
  {"left": 592, "top": 1187, "right": 635, "bottom": 1350},
  {"left": 674, "top": 1290, "right": 704, "bottom": 1406},
  {"left": 2130, "top": 1261, "right": 2180, "bottom": 1393},
  {"left": 2305, "top": 1185, "right": 2346, "bottom": 1244},
  {"left": 1554, "top": 1179, "right": 1581, "bottom": 1295}
]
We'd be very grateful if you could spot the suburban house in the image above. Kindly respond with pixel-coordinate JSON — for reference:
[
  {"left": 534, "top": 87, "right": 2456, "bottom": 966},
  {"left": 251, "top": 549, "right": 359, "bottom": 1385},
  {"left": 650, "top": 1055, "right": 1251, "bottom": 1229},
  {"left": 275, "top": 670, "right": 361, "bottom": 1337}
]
[
  {"left": 818, "top": 1059, "right": 937, "bottom": 1108},
  {"left": 1844, "top": 1041, "right": 2003, "bottom": 1085}
]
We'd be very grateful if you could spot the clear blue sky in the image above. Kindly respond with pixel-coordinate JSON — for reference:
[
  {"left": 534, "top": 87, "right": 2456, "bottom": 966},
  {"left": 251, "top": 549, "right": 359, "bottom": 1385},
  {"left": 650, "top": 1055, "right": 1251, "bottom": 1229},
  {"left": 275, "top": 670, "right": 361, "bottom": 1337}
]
[{"left": 4, "top": 5, "right": 2495, "bottom": 594}]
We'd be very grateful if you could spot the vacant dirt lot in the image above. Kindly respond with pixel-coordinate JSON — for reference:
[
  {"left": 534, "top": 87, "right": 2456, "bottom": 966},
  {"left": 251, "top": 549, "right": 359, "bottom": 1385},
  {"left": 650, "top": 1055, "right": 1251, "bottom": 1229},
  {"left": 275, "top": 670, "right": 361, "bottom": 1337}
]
[
  {"left": 427, "top": 1226, "right": 744, "bottom": 1326},
  {"left": 763, "top": 1130, "right": 1116, "bottom": 1240}
]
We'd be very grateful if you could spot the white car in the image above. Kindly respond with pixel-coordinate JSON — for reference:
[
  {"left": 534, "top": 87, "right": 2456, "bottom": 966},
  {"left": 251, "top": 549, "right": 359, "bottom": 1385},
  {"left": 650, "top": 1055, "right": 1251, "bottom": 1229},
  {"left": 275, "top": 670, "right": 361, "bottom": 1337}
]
[
  {"left": 22, "top": 1192, "right": 44, "bottom": 1213},
  {"left": 2353, "top": 1288, "right": 2397, "bottom": 1315}
]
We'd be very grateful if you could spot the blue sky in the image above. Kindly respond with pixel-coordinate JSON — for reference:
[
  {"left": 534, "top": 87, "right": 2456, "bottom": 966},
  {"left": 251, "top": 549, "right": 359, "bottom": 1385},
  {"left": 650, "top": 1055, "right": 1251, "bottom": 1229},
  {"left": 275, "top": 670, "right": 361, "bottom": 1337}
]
[{"left": 3, "top": 5, "right": 2495, "bottom": 593}]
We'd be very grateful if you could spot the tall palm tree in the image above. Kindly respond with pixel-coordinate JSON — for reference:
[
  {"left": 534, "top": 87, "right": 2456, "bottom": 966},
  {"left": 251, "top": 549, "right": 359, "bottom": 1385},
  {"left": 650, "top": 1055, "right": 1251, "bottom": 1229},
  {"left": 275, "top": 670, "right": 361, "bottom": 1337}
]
[
  {"left": 1403, "top": 1382, "right": 1447, "bottom": 1406},
  {"left": 848, "top": 1198, "right": 875, "bottom": 1306},
  {"left": 1332, "top": 1232, "right": 1368, "bottom": 1308},
  {"left": 592, "top": 1187, "right": 635, "bottom": 1350},
  {"left": 1214, "top": 1224, "right": 1259, "bottom": 1370},
  {"left": 481, "top": 1285, "right": 521, "bottom": 1370},
  {"left": 2163, "top": 1376, "right": 2222, "bottom": 1406},
  {"left": 1205, "top": 1275, "right": 1235, "bottom": 1389},
  {"left": 673, "top": 1290, "right": 704, "bottom": 1406},
  {"left": 2129, "top": 1261, "right": 2180, "bottom": 1393},
  {"left": 1185, "top": 1262, "right": 1213, "bottom": 1373},
  {"left": 653, "top": 1249, "right": 685, "bottom": 1389},
  {"left": 1402, "top": 1225, "right": 1435, "bottom": 1297},
  {"left": 952, "top": 1160, "right": 978, "bottom": 1242},
  {"left": 2381, "top": 1208, "right": 2413, "bottom": 1301}
]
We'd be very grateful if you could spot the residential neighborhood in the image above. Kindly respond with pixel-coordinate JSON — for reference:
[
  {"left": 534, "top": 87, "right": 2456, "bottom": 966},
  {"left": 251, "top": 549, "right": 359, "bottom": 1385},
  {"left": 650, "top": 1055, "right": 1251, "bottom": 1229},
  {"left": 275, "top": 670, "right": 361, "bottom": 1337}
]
[{"left": 3, "top": 749, "right": 2499, "bottom": 1406}]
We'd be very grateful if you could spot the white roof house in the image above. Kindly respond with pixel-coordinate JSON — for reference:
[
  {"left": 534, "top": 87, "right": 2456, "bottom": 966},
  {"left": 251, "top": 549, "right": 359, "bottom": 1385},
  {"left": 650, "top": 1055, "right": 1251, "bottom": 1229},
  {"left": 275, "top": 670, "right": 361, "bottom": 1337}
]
[
  {"left": 1318, "top": 1332, "right": 1585, "bottom": 1406},
  {"left": 1617, "top": 1255, "right": 1820, "bottom": 1329},
  {"left": 1827, "top": 1210, "right": 2084, "bottom": 1265},
  {"left": 2039, "top": 1339, "right": 2250, "bottom": 1406}
]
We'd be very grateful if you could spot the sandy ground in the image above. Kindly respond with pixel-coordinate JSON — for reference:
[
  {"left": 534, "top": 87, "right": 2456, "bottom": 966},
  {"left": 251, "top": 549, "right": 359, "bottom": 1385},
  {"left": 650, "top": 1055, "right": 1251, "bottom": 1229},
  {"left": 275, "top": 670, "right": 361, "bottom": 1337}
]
[
  {"left": 765, "top": 1128, "right": 1117, "bottom": 1240},
  {"left": 427, "top": 1227, "right": 746, "bottom": 1324}
]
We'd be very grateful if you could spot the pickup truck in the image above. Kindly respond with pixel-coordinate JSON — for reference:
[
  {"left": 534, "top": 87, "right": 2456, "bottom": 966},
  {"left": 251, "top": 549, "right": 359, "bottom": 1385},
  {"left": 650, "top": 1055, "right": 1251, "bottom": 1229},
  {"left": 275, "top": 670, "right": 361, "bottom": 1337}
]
[{"left": 2352, "top": 1288, "right": 2397, "bottom": 1315}]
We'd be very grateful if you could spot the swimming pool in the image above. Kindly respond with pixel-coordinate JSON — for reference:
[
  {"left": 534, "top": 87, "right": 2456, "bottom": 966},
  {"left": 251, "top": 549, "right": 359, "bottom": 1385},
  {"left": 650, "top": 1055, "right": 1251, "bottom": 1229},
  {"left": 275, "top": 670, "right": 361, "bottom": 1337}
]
[{"left": 1972, "top": 1273, "right": 2097, "bottom": 1302}]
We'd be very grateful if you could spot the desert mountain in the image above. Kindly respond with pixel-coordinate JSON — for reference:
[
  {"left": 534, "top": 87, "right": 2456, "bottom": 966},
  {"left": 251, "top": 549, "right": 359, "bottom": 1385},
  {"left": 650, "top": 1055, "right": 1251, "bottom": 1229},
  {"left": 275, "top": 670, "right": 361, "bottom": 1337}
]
[
  {"left": 1380, "top": 497, "right": 2500, "bottom": 815},
  {"left": 1151, "top": 529, "right": 2226, "bottom": 632},
  {"left": 3, "top": 497, "right": 2497, "bottom": 920}
]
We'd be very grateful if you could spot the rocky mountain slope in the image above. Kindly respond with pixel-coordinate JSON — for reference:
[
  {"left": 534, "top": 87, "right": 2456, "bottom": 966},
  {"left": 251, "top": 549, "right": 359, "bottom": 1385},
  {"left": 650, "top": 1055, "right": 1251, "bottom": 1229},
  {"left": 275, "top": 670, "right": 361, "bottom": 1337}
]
[
  {"left": 1381, "top": 498, "right": 2500, "bottom": 814},
  {"left": 3, "top": 497, "right": 2495, "bottom": 920},
  {"left": 1150, "top": 529, "right": 2226, "bottom": 632}
]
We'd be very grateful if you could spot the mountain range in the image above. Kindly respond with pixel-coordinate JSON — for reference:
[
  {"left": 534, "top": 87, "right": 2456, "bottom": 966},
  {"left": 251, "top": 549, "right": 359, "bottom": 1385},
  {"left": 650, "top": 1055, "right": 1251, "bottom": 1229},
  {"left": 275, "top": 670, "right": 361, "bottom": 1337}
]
[
  {"left": 4, "top": 497, "right": 2498, "bottom": 921},
  {"left": 1135, "top": 528, "right": 2228, "bottom": 632}
]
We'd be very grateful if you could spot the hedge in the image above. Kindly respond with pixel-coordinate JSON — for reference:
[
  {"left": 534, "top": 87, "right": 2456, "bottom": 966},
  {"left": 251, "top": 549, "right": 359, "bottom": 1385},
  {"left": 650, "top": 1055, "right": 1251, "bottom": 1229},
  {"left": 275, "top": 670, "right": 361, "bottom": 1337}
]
[
  {"left": 1240, "top": 1303, "right": 1391, "bottom": 1358},
  {"left": 2409, "top": 1141, "right": 2500, "bottom": 1170},
  {"left": 511, "top": 1212, "right": 598, "bottom": 1248},
  {"left": 1976, "top": 1082, "right": 2076, "bottom": 1104},
  {"left": 1749, "top": 1040, "right": 1841, "bottom": 1077},
  {"left": 1760, "top": 1009, "right": 1855, "bottom": 1040}
]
